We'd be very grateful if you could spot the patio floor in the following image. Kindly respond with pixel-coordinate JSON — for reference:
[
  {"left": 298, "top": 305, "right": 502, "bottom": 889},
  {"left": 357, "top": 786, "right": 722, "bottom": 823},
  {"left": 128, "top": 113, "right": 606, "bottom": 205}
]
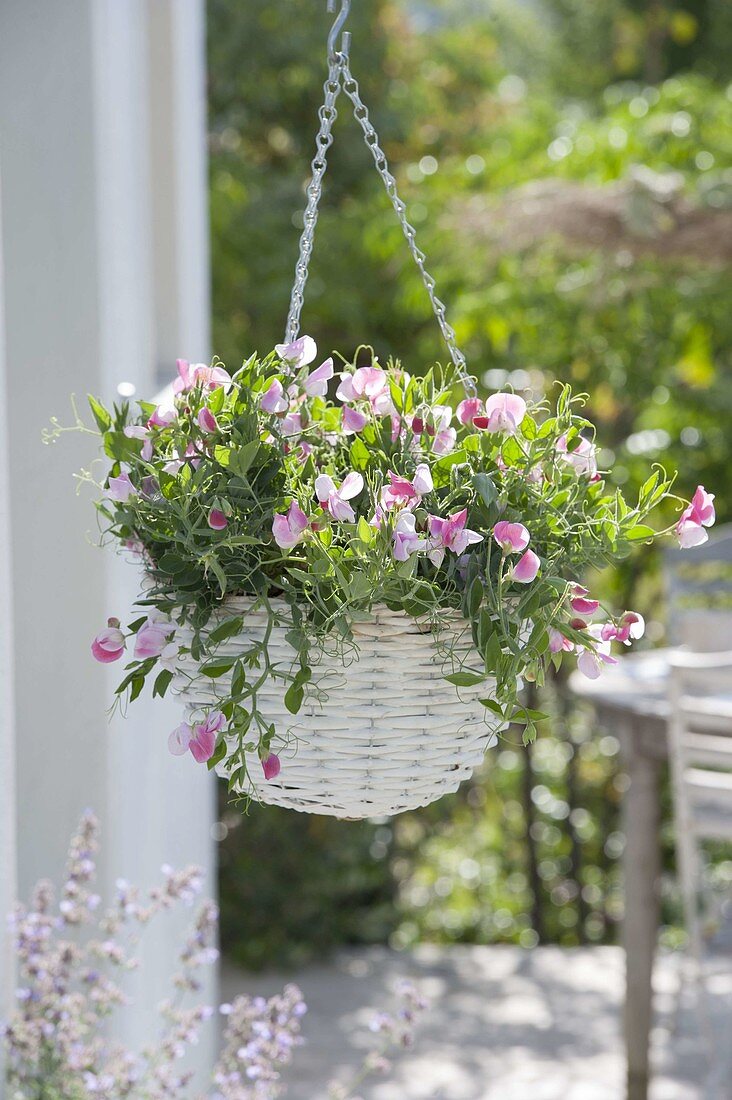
[{"left": 222, "top": 945, "right": 732, "bottom": 1099}]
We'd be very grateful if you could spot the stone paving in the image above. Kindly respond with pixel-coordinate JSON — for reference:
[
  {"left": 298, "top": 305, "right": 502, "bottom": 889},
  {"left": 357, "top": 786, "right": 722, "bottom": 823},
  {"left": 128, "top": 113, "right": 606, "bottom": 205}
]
[{"left": 222, "top": 945, "right": 732, "bottom": 1100}]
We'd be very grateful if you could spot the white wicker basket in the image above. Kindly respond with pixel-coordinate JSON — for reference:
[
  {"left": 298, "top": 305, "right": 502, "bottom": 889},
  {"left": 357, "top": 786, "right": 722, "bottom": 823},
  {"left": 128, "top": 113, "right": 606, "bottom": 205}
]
[{"left": 172, "top": 598, "right": 504, "bottom": 818}]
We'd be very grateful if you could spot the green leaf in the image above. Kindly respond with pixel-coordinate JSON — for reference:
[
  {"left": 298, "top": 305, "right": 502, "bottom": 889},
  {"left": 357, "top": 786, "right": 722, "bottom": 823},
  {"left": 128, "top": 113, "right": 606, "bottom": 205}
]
[
  {"left": 153, "top": 669, "right": 173, "bottom": 698},
  {"left": 349, "top": 437, "right": 371, "bottom": 470},
  {"left": 200, "top": 657, "right": 237, "bottom": 677},
  {"left": 103, "top": 431, "right": 142, "bottom": 463},
  {"left": 626, "top": 525, "right": 655, "bottom": 541},
  {"left": 444, "top": 671, "right": 486, "bottom": 687},
  {"left": 522, "top": 723, "right": 537, "bottom": 746},
  {"left": 357, "top": 517, "right": 374, "bottom": 544},
  {"left": 467, "top": 577, "right": 483, "bottom": 619},
  {"left": 206, "top": 738, "right": 227, "bottom": 770},
  {"left": 284, "top": 682, "right": 304, "bottom": 715},
  {"left": 88, "top": 395, "right": 112, "bottom": 432},
  {"left": 479, "top": 697, "right": 505, "bottom": 718},
  {"left": 472, "top": 472, "right": 497, "bottom": 509},
  {"left": 207, "top": 615, "right": 244, "bottom": 645},
  {"left": 230, "top": 440, "right": 260, "bottom": 477},
  {"left": 129, "top": 675, "right": 145, "bottom": 702}
]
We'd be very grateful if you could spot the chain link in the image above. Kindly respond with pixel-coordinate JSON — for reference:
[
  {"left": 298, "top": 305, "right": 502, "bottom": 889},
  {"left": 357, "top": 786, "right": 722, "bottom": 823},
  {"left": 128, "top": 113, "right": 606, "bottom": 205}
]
[
  {"left": 284, "top": 58, "right": 343, "bottom": 346},
  {"left": 285, "top": 50, "right": 476, "bottom": 396}
]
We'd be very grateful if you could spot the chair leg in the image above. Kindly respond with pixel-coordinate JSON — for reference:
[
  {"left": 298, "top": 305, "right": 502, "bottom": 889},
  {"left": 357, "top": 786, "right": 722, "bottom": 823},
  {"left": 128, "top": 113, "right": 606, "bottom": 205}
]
[{"left": 678, "top": 838, "right": 717, "bottom": 1061}]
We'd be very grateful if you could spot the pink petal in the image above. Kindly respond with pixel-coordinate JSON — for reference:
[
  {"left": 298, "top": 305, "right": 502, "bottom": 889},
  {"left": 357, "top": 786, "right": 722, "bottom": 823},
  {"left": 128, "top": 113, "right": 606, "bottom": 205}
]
[
  {"left": 484, "top": 393, "right": 526, "bottom": 434},
  {"left": 457, "top": 397, "right": 484, "bottom": 426},
  {"left": 262, "top": 753, "right": 281, "bottom": 780},
  {"left": 275, "top": 336, "right": 317, "bottom": 369},
  {"left": 261, "top": 379, "right": 287, "bottom": 414},
  {"left": 691, "top": 485, "right": 715, "bottom": 527},
  {"left": 342, "top": 406, "right": 368, "bottom": 434},
  {"left": 339, "top": 472, "right": 364, "bottom": 500},
  {"left": 197, "top": 407, "right": 218, "bottom": 433},
  {"left": 287, "top": 501, "right": 309, "bottom": 534},
  {"left": 315, "top": 474, "right": 336, "bottom": 505},
  {"left": 189, "top": 727, "right": 216, "bottom": 763},
  {"left": 304, "top": 357, "right": 334, "bottom": 397},
  {"left": 512, "top": 548, "right": 540, "bottom": 583},
  {"left": 168, "top": 722, "right": 193, "bottom": 756},
  {"left": 493, "top": 521, "right": 530, "bottom": 553},
  {"left": 208, "top": 508, "right": 228, "bottom": 531}
]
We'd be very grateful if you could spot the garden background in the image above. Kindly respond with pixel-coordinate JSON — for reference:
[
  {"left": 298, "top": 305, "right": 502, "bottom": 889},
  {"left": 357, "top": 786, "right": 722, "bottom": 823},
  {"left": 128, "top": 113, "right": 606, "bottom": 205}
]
[{"left": 206, "top": 0, "right": 732, "bottom": 969}]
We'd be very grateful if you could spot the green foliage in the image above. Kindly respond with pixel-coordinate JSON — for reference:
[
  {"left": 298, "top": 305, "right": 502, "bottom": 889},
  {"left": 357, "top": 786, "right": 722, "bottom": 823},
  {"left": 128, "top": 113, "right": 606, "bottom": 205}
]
[{"left": 86, "top": 345, "right": 682, "bottom": 789}]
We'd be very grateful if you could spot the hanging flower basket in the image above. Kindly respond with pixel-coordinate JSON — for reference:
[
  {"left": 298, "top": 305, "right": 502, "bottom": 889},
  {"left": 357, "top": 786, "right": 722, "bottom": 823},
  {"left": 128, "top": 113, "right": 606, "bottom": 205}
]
[
  {"left": 173, "top": 600, "right": 501, "bottom": 817},
  {"left": 71, "top": 1, "right": 715, "bottom": 818}
]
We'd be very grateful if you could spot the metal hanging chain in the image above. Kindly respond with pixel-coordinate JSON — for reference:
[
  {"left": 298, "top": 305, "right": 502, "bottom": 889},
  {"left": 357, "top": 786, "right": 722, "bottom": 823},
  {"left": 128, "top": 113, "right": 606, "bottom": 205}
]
[
  {"left": 340, "top": 59, "right": 476, "bottom": 395},
  {"left": 285, "top": 1, "right": 476, "bottom": 395},
  {"left": 284, "top": 57, "right": 343, "bottom": 346}
]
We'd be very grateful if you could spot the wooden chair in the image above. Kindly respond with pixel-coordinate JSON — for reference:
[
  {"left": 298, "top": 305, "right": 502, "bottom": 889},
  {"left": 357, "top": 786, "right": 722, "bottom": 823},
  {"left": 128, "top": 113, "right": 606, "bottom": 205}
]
[
  {"left": 666, "top": 649, "right": 732, "bottom": 1086},
  {"left": 664, "top": 524, "right": 732, "bottom": 648}
]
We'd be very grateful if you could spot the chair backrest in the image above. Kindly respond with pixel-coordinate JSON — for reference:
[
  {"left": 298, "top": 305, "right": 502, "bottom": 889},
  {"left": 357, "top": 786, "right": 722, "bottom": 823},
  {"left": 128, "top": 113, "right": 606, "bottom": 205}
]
[
  {"left": 668, "top": 655, "right": 732, "bottom": 843},
  {"left": 664, "top": 525, "right": 732, "bottom": 649}
]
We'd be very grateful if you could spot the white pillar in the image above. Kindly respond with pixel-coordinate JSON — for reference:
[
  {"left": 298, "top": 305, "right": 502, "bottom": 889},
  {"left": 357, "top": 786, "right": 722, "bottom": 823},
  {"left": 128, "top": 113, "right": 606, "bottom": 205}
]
[
  {"left": 0, "top": 0, "right": 215, "bottom": 1081},
  {"left": 0, "top": 169, "right": 18, "bottom": 1071}
]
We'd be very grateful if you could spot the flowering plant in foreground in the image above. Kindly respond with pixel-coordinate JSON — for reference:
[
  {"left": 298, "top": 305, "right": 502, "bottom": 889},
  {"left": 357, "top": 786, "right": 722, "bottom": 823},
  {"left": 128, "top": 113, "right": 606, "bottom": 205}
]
[
  {"left": 2, "top": 813, "right": 426, "bottom": 1100},
  {"left": 64, "top": 337, "right": 713, "bottom": 791}
]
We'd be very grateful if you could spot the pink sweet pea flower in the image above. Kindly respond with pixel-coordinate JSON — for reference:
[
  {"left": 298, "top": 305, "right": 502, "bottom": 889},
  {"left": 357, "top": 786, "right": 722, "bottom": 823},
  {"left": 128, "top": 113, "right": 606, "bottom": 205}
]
[
  {"left": 413, "top": 463, "right": 433, "bottom": 495},
  {"left": 601, "top": 611, "right": 645, "bottom": 645},
  {"left": 197, "top": 407, "right": 218, "bottom": 433},
  {"left": 493, "top": 521, "right": 530, "bottom": 554},
  {"left": 272, "top": 501, "right": 309, "bottom": 550},
  {"left": 173, "top": 359, "right": 198, "bottom": 394},
  {"left": 147, "top": 404, "right": 177, "bottom": 429},
  {"left": 474, "top": 393, "right": 526, "bottom": 435},
  {"left": 676, "top": 485, "right": 716, "bottom": 548},
  {"left": 91, "top": 621, "right": 126, "bottom": 663},
  {"left": 208, "top": 508, "right": 228, "bottom": 531},
  {"left": 427, "top": 508, "right": 483, "bottom": 567},
  {"left": 106, "top": 472, "right": 136, "bottom": 503},
  {"left": 261, "top": 379, "right": 288, "bottom": 414},
  {"left": 275, "top": 336, "right": 317, "bottom": 369},
  {"left": 336, "top": 367, "right": 393, "bottom": 416},
  {"left": 569, "top": 584, "right": 600, "bottom": 617},
  {"left": 342, "top": 405, "right": 368, "bottom": 434},
  {"left": 556, "top": 434, "right": 599, "bottom": 479},
  {"left": 380, "top": 463, "right": 433, "bottom": 512},
  {"left": 315, "top": 472, "right": 364, "bottom": 522},
  {"left": 512, "top": 548, "right": 541, "bottom": 583},
  {"left": 548, "top": 628, "right": 574, "bottom": 654},
  {"left": 281, "top": 411, "right": 302, "bottom": 437},
  {"left": 134, "top": 615, "right": 174, "bottom": 660},
  {"left": 262, "top": 753, "right": 281, "bottom": 780},
  {"left": 303, "top": 357, "right": 334, "bottom": 397},
  {"left": 577, "top": 634, "right": 618, "bottom": 680},
  {"left": 188, "top": 710, "right": 226, "bottom": 764},
  {"left": 392, "top": 511, "right": 426, "bottom": 562},
  {"left": 174, "top": 360, "right": 231, "bottom": 393},
  {"left": 194, "top": 364, "right": 231, "bottom": 390},
  {"left": 124, "top": 425, "right": 153, "bottom": 461},
  {"left": 429, "top": 406, "right": 457, "bottom": 456},
  {"left": 457, "top": 397, "right": 484, "bottom": 426},
  {"left": 433, "top": 426, "right": 457, "bottom": 456},
  {"left": 168, "top": 722, "right": 193, "bottom": 756}
]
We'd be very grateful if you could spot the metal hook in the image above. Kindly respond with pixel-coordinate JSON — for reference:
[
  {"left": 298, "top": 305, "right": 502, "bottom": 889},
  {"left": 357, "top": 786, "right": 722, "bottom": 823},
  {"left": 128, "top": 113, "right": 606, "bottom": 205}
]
[{"left": 327, "top": 0, "right": 351, "bottom": 61}]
